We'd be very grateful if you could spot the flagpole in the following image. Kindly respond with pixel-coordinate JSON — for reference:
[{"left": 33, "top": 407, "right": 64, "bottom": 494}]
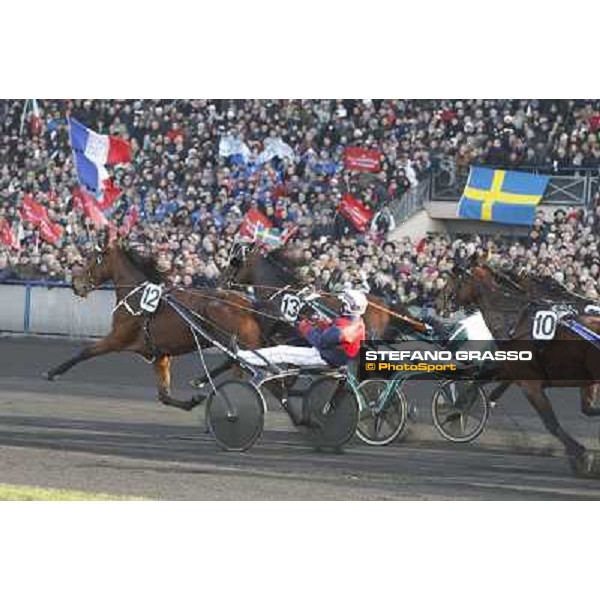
[
  {"left": 19, "top": 100, "right": 30, "bottom": 137},
  {"left": 16, "top": 218, "right": 23, "bottom": 258}
]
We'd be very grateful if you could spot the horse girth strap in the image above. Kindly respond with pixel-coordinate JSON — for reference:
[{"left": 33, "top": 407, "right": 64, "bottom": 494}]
[{"left": 143, "top": 316, "right": 160, "bottom": 360}]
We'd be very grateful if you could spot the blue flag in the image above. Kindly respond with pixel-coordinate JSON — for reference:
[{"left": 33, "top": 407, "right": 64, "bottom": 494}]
[{"left": 458, "top": 167, "right": 550, "bottom": 226}]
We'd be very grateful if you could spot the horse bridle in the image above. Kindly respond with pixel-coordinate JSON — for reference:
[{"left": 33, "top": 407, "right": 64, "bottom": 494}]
[
  {"left": 437, "top": 266, "right": 466, "bottom": 313},
  {"left": 80, "top": 245, "right": 106, "bottom": 292},
  {"left": 220, "top": 241, "right": 254, "bottom": 287}
]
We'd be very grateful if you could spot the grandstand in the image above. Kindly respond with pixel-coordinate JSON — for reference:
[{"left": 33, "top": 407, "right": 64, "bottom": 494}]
[{"left": 1, "top": 99, "right": 600, "bottom": 307}]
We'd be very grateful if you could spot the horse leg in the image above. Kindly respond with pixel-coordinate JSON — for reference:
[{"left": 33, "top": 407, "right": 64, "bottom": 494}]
[
  {"left": 521, "top": 383, "right": 596, "bottom": 476},
  {"left": 153, "top": 355, "right": 201, "bottom": 412},
  {"left": 487, "top": 381, "right": 511, "bottom": 404},
  {"left": 44, "top": 336, "right": 121, "bottom": 381},
  {"left": 580, "top": 384, "right": 600, "bottom": 417},
  {"left": 189, "top": 357, "right": 234, "bottom": 389}
]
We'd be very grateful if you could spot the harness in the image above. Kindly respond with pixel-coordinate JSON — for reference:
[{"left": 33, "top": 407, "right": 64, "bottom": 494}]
[
  {"left": 143, "top": 317, "right": 159, "bottom": 362},
  {"left": 112, "top": 282, "right": 149, "bottom": 317},
  {"left": 560, "top": 319, "right": 600, "bottom": 351},
  {"left": 111, "top": 280, "right": 164, "bottom": 361}
]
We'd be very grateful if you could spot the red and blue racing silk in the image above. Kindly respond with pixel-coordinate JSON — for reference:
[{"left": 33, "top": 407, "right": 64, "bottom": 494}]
[{"left": 297, "top": 315, "right": 366, "bottom": 367}]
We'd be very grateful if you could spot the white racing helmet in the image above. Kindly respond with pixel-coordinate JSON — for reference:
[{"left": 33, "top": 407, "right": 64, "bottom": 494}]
[{"left": 338, "top": 289, "right": 368, "bottom": 316}]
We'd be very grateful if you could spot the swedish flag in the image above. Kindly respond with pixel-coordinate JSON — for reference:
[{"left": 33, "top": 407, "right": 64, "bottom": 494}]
[{"left": 458, "top": 167, "right": 550, "bottom": 226}]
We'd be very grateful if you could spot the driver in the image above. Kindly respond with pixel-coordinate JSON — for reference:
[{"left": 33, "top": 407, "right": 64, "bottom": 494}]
[{"left": 237, "top": 289, "right": 368, "bottom": 368}]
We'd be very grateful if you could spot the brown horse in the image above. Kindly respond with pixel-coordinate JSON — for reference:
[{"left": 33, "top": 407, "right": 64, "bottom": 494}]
[
  {"left": 220, "top": 242, "right": 427, "bottom": 340},
  {"left": 437, "top": 261, "right": 600, "bottom": 477},
  {"left": 44, "top": 239, "right": 265, "bottom": 411},
  {"left": 501, "top": 268, "right": 600, "bottom": 415}
]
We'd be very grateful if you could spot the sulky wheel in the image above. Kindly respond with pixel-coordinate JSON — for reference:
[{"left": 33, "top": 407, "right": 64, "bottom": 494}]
[
  {"left": 206, "top": 380, "right": 265, "bottom": 452},
  {"left": 356, "top": 379, "right": 408, "bottom": 446},
  {"left": 431, "top": 379, "right": 489, "bottom": 443},
  {"left": 301, "top": 376, "right": 359, "bottom": 451}
]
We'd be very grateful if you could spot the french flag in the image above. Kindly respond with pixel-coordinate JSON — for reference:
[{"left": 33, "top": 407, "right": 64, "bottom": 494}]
[{"left": 69, "top": 118, "right": 131, "bottom": 199}]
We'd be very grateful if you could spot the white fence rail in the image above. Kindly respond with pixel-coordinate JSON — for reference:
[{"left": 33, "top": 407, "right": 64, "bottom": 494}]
[{"left": 0, "top": 283, "right": 114, "bottom": 337}]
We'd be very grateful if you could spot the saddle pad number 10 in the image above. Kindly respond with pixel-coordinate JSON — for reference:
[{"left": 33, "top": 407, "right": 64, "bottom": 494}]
[
  {"left": 140, "top": 284, "right": 163, "bottom": 313},
  {"left": 281, "top": 294, "right": 304, "bottom": 322},
  {"left": 532, "top": 310, "right": 558, "bottom": 340}
]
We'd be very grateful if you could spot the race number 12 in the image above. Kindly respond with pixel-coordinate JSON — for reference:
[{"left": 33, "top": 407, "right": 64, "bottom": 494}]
[{"left": 140, "top": 284, "right": 162, "bottom": 313}]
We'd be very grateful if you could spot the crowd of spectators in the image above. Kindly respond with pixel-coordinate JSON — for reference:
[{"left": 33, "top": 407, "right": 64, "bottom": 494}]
[
  {"left": 302, "top": 205, "right": 600, "bottom": 307},
  {"left": 2, "top": 99, "right": 600, "bottom": 307}
]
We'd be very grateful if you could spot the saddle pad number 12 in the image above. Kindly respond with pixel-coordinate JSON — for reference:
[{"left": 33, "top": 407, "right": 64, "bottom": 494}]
[
  {"left": 281, "top": 293, "right": 304, "bottom": 322},
  {"left": 532, "top": 310, "right": 558, "bottom": 340},
  {"left": 140, "top": 283, "right": 163, "bottom": 313}
]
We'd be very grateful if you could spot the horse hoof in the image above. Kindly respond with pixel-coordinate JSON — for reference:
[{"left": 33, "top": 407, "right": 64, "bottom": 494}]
[
  {"left": 570, "top": 451, "right": 600, "bottom": 478},
  {"left": 408, "top": 402, "right": 419, "bottom": 422},
  {"left": 182, "top": 395, "right": 208, "bottom": 411},
  {"left": 43, "top": 371, "right": 57, "bottom": 382},
  {"left": 189, "top": 378, "right": 206, "bottom": 390}
]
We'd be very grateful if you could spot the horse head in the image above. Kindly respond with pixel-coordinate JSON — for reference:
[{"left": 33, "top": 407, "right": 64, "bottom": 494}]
[
  {"left": 72, "top": 230, "right": 119, "bottom": 297},
  {"left": 435, "top": 257, "right": 493, "bottom": 317},
  {"left": 219, "top": 240, "right": 258, "bottom": 287},
  {"left": 221, "top": 242, "right": 301, "bottom": 293}
]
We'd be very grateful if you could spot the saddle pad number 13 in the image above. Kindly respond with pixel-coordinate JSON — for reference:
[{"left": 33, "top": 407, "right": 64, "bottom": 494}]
[
  {"left": 281, "top": 294, "right": 304, "bottom": 322},
  {"left": 532, "top": 310, "right": 558, "bottom": 340},
  {"left": 140, "top": 284, "right": 163, "bottom": 313}
]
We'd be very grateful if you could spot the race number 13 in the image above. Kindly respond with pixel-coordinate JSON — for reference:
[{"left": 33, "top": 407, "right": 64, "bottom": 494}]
[
  {"left": 281, "top": 294, "right": 303, "bottom": 322},
  {"left": 532, "top": 310, "right": 557, "bottom": 340}
]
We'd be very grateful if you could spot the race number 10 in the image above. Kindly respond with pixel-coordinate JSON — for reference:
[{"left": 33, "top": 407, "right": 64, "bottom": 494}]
[{"left": 532, "top": 310, "right": 557, "bottom": 340}]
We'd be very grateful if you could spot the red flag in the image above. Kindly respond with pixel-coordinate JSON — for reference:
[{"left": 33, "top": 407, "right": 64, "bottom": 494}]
[
  {"left": 0, "top": 219, "right": 20, "bottom": 250},
  {"left": 20, "top": 194, "right": 63, "bottom": 245},
  {"left": 338, "top": 194, "right": 373, "bottom": 233},
  {"left": 107, "top": 137, "right": 132, "bottom": 165},
  {"left": 343, "top": 147, "right": 382, "bottom": 172},
  {"left": 589, "top": 114, "right": 600, "bottom": 134},
  {"left": 29, "top": 100, "right": 42, "bottom": 136},
  {"left": 20, "top": 194, "right": 48, "bottom": 224},
  {"left": 98, "top": 179, "right": 121, "bottom": 211},
  {"left": 119, "top": 205, "right": 140, "bottom": 236},
  {"left": 72, "top": 188, "right": 109, "bottom": 228},
  {"left": 440, "top": 109, "right": 457, "bottom": 122},
  {"left": 38, "top": 218, "right": 63, "bottom": 245},
  {"left": 239, "top": 207, "right": 273, "bottom": 239}
]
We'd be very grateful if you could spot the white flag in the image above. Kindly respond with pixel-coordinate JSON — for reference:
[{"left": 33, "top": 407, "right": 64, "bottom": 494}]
[
  {"left": 219, "top": 135, "right": 251, "bottom": 161},
  {"left": 258, "top": 137, "right": 295, "bottom": 164}
]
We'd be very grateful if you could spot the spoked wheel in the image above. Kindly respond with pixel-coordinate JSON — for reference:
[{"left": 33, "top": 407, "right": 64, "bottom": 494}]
[
  {"left": 356, "top": 380, "right": 408, "bottom": 446},
  {"left": 431, "top": 380, "right": 489, "bottom": 443},
  {"left": 206, "top": 380, "right": 265, "bottom": 452},
  {"left": 301, "top": 376, "right": 359, "bottom": 450}
]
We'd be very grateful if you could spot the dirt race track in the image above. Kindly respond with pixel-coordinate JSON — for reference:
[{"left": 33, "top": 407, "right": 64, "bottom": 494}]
[{"left": 1, "top": 336, "right": 600, "bottom": 500}]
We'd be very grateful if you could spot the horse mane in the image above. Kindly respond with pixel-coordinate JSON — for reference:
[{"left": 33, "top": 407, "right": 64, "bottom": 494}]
[
  {"left": 479, "top": 264, "right": 527, "bottom": 296},
  {"left": 268, "top": 246, "right": 307, "bottom": 267},
  {"left": 262, "top": 247, "right": 303, "bottom": 283},
  {"left": 518, "top": 272, "right": 589, "bottom": 304},
  {"left": 120, "top": 244, "right": 166, "bottom": 284},
  {"left": 484, "top": 265, "right": 590, "bottom": 304}
]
